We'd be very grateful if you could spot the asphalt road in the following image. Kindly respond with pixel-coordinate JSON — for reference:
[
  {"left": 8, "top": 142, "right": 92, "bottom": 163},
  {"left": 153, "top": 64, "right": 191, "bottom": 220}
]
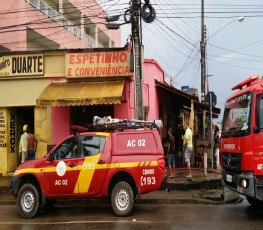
[{"left": 0, "top": 200, "right": 262, "bottom": 230}]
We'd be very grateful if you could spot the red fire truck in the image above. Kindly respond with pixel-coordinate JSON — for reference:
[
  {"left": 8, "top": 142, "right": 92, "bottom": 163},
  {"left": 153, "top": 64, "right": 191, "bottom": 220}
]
[{"left": 221, "top": 75, "right": 263, "bottom": 206}]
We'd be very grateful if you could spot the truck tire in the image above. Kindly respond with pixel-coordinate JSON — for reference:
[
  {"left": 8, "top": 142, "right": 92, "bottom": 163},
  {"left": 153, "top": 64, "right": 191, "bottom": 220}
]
[
  {"left": 17, "top": 183, "right": 40, "bottom": 219},
  {"left": 111, "top": 181, "right": 134, "bottom": 216}
]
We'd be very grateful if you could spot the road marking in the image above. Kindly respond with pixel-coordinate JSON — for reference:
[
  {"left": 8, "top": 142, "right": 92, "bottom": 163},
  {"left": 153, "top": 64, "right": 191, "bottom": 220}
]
[{"left": 0, "top": 220, "right": 161, "bottom": 225}]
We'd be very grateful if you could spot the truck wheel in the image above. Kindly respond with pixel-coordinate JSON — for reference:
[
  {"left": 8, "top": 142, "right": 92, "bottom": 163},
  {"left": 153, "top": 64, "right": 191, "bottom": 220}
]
[
  {"left": 247, "top": 197, "right": 263, "bottom": 208},
  {"left": 111, "top": 181, "right": 134, "bottom": 216},
  {"left": 17, "top": 183, "right": 40, "bottom": 218}
]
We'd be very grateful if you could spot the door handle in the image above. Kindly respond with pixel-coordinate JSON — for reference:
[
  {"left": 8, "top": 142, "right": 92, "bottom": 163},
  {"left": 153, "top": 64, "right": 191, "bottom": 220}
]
[
  {"left": 98, "top": 159, "right": 106, "bottom": 164},
  {"left": 68, "top": 163, "right": 77, "bottom": 168}
]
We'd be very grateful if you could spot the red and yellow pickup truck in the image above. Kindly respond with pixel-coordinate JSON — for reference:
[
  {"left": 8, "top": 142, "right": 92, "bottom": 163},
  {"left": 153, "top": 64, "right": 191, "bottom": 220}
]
[{"left": 11, "top": 118, "right": 166, "bottom": 218}]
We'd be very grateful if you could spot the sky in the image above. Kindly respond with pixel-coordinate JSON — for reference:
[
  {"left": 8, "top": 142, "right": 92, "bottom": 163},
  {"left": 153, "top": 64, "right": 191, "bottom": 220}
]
[{"left": 101, "top": 0, "right": 263, "bottom": 121}]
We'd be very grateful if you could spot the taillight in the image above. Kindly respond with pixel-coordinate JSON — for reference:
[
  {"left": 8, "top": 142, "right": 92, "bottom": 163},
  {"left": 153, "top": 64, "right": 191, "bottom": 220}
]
[{"left": 158, "top": 158, "right": 165, "bottom": 171}]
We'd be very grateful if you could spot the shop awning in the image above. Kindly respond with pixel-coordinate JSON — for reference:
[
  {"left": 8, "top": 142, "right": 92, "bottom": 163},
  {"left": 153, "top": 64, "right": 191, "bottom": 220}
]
[
  {"left": 0, "top": 79, "right": 51, "bottom": 107},
  {"left": 155, "top": 80, "right": 220, "bottom": 117},
  {"left": 155, "top": 80, "right": 199, "bottom": 101},
  {"left": 36, "top": 81, "right": 125, "bottom": 107}
]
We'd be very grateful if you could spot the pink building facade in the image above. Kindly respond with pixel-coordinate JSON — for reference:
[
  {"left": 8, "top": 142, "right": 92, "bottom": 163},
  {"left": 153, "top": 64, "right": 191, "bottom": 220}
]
[
  {"left": 0, "top": 0, "right": 120, "bottom": 51},
  {"left": 49, "top": 57, "right": 197, "bottom": 147},
  {"left": 50, "top": 58, "right": 166, "bottom": 145}
]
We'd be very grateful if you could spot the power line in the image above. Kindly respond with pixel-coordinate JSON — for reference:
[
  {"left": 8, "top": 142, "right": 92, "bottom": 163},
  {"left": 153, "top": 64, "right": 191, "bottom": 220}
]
[
  {"left": 211, "top": 59, "right": 263, "bottom": 70},
  {"left": 154, "top": 0, "right": 195, "bottom": 44},
  {"left": 155, "top": 18, "right": 196, "bottom": 47},
  {"left": 213, "top": 37, "right": 263, "bottom": 58},
  {"left": 209, "top": 44, "right": 263, "bottom": 59}
]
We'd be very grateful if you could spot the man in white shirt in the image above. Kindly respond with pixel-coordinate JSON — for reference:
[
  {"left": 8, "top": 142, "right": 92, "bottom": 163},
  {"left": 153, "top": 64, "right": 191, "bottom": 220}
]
[
  {"left": 19, "top": 124, "right": 28, "bottom": 163},
  {"left": 183, "top": 121, "right": 193, "bottom": 178}
]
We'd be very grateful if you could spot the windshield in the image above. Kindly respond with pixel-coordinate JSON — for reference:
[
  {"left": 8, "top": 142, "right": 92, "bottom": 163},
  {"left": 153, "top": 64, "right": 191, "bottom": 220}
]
[{"left": 222, "top": 93, "right": 251, "bottom": 136}]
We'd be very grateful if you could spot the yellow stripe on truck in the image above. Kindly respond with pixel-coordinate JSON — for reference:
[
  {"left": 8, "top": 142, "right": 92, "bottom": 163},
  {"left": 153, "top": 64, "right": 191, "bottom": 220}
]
[
  {"left": 15, "top": 168, "right": 44, "bottom": 175},
  {"left": 96, "top": 132, "right": 110, "bottom": 137},
  {"left": 15, "top": 164, "right": 80, "bottom": 176},
  {"left": 15, "top": 160, "right": 158, "bottom": 176},
  {"left": 75, "top": 154, "right": 101, "bottom": 193},
  {"left": 150, "top": 161, "right": 158, "bottom": 166}
]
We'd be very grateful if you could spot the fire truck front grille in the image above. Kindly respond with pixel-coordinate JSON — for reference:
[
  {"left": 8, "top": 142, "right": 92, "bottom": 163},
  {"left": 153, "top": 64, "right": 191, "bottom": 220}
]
[{"left": 222, "top": 152, "right": 242, "bottom": 173}]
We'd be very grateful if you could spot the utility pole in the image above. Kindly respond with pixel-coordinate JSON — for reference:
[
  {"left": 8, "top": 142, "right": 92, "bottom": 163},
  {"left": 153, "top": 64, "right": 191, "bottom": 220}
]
[
  {"left": 200, "top": 0, "right": 207, "bottom": 138},
  {"left": 200, "top": 0, "right": 206, "bottom": 103},
  {"left": 209, "top": 92, "right": 214, "bottom": 170},
  {"left": 131, "top": 0, "right": 144, "bottom": 120}
]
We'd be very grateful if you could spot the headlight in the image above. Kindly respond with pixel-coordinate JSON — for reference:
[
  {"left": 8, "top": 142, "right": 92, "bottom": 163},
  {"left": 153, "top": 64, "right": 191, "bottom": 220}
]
[{"left": 240, "top": 178, "right": 249, "bottom": 189}]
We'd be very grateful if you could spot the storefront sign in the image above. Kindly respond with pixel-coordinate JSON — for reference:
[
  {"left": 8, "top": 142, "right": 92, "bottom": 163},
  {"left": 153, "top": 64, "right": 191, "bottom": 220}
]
[
  {"left": 0, "top": 110, "right": 7, "bottom": 149},
  {"left": 9, "top": 112, "right": 16, "bottom": 154},
  {"left": 0, "top": 110, "right": 15, "bottom": 152},
  {"left": 65, "top": 51, "right": 132, "bottom": 78},
  {"left": 0, "top": 54, "right": 44, "bottom": 77}
]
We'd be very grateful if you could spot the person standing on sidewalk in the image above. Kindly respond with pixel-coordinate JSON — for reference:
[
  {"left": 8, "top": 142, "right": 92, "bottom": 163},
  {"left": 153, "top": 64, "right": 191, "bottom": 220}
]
[
  {"left": 167, "top": 128, "right": 176, "bottom": 178},
  {"left": 214, "top": 125, "right": 220, "bottom": 169},
  {"left": 19, "top": 124, "right": 28, "bottom": 164},
  {"left": 27, "top": 127, "right": 37, "bottom": 160},
  {"left": 183, "top": 121, "right": 193, "bottom": 178}
]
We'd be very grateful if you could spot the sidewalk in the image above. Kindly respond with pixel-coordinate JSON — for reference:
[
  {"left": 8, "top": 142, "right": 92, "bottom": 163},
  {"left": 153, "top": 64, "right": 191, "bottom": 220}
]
[
  {"left": 0, "top": 167, "right": 223, "bottom": 205},
  {"left": 165, "top": 167, "right": 222, "bottom": 190},
  {"left": 139, "top": 167, "right": 223, "bottom": 205}
]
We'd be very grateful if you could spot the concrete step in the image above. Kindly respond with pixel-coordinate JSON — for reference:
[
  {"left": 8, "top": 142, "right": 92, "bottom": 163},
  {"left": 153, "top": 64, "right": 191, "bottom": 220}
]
[{"left": 0, "top": 176, "right": 11, "bottom": 188}]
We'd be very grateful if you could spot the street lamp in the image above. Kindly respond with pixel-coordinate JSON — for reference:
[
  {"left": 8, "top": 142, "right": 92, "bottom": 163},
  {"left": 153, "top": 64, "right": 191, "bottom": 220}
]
[
  {"left": 201, "top": 17, "right": 244, "bottom": 139},
  {"left": 238, "top": 16, "right": 245, "bottom": 22},
  {"left": 207, "top": 16, "right": 245, "bottom": 41},
  {"left": 105, "top": 15, "right": 120, "bottom": 22},
  {"left": 106, "top": 22, "right": 127, "bottom": 30}
]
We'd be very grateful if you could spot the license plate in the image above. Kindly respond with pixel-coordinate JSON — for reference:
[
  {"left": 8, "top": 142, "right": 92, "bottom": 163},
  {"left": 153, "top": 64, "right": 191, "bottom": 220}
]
[{"left": 226, "top": 174, "right": 233, "bottom": 183}]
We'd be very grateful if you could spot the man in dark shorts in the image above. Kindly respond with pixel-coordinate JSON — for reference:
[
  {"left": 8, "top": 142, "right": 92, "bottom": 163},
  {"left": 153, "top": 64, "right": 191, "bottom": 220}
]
[{"left": 167, "top": 129, "right": 176, "bottom": 178}]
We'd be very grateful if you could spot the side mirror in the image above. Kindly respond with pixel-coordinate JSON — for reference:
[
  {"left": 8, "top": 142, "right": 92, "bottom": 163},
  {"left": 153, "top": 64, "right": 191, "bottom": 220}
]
[{"left": 48, "top": 151, "right": 54, "bottom": 161}]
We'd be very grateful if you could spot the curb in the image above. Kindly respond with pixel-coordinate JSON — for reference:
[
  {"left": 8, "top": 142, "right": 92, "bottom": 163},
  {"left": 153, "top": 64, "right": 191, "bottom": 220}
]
[
  {"left": 175, "top": 167, "right": 221, "bottom": 174},
  {"left": 166, "top": 179, "right": 222, "bottom": 191},
  {"left": 0, "top": 199, "right": 16, "bottom": 205},
  {"left": 137, "top": 198, "right": 223, "bottom": 205},
  {"left": 0, "top": 186, "right": 11, "bottom": 194}
]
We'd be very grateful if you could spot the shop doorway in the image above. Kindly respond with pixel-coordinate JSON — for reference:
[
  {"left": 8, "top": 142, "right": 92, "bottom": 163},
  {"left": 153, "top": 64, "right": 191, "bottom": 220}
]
[
  {"left": 71, "top": 105, "right": 114, "bottom": 127},
  {"left": 16, "top": 107, "right": 34, "bottom": 165}
]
